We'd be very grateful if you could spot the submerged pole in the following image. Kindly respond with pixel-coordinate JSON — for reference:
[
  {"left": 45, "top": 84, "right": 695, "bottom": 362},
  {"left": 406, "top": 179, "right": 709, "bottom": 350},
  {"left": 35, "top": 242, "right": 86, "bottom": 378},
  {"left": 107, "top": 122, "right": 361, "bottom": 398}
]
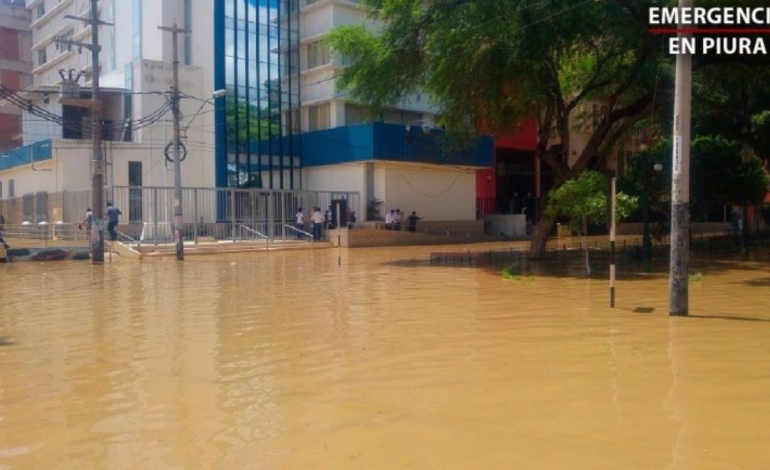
[
  {"left": 669, "top": 0, "right": 693, "bottom": 316},
  {"left": 610, "top": 173, "right": 616, "bottom": 308}
]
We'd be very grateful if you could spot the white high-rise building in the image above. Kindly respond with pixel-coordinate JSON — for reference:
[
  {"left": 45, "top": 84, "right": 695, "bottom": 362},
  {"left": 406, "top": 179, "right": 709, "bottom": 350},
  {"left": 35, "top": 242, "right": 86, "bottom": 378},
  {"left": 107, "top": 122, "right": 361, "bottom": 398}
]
[{"left": 1, "top": 0, "right": 491, "bottom": 226}]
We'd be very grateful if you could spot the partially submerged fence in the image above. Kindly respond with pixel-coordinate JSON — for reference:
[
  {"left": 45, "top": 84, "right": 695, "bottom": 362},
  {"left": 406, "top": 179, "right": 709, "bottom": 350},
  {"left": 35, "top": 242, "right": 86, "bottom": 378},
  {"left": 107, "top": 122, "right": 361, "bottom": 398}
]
[
  {"left": 1, "top": 186, "right": 361, "bottom": 244},
  {"left": 429, "top": 231, "right": 769, "bottom": 267}
]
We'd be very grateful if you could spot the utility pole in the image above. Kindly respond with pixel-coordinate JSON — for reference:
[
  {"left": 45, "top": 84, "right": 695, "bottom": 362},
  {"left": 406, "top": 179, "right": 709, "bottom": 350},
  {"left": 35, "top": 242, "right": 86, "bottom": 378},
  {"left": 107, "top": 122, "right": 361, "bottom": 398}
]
[
  {"left": 56, "top": 0, "right": 111, "bottom": 263},
  {"left": 669, "top": 0, "right": 693, "bottom": 316},
  {"left": 158, "top": 23, "right": 190, "bottom": 261},
  {"left": 609, "top": 172, "right": 616, "bottom": 308}
]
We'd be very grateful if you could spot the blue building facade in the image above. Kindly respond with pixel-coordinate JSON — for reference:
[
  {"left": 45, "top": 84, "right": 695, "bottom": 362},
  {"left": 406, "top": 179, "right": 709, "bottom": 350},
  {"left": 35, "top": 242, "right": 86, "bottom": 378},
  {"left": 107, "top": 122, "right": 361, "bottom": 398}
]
[
  {"left": 213, "top": 0, "right": 493, "bottom": 192},
  {"left": 214, "top": 0, "right": 301, "bottom": 190}
]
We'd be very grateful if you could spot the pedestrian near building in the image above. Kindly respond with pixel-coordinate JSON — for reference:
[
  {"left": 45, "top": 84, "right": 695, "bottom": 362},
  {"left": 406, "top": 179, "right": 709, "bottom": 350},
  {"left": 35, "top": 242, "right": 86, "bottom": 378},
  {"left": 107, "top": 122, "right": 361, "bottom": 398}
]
[
  {"left": 385, "top": 210, "right": 396, "bottom": 229},
  {"left": 312, "top": 207, "right": 325, "bottom": 240},
  {"left": 79, "top": 208, "right": 93, "bottom": 232},
  {"left": 325, "top": 205, "right": 333, "bottom": 229},
  {"left": 106, "top": 202, "right": 122, "bottom": 241},
  {"left": 295, "top": 208, "right": 305, "bottom": 239},
  {"left": 0, "top": 212, "right": 9, "bottom": 256},
  {"left": 395, "top": 209, "right": 404, "bottom": 231},
  {"left": 407, "top": 211, "right": 421, "bottom": 232}
]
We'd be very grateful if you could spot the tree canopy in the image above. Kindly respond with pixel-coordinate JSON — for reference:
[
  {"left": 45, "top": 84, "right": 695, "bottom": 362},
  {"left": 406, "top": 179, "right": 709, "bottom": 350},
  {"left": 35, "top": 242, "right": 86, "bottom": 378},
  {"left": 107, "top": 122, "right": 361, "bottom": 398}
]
[
  {"left": 328, "top": 0, "right": 770, "bottom": 255},
  {"left": 691, "top": 136, "right": 769, "bottom": 208},
  {"left": 546, "top": 171, "right": 638, "bottom": 232},
  {"left": 328, "top": 0, "right": 667, "bottom": 254}
]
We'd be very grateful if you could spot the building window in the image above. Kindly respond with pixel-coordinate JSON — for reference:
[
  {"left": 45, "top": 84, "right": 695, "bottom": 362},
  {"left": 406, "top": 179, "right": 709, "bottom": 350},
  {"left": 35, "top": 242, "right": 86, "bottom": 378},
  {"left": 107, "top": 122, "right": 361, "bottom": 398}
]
[
  {"left": 58, "top": 30, "right": 73, "bottom": 56},
  {"left": 132, "top": 0, "right": 142, "bottom": 59},
  {"left": 37, "top": 48, "right": 47, "bottom": 67},
  {"left": 283, "top": 48, "right": 299, "bottom": 76},
  {"left": 36, "top": 2, "right": 46, "bottom": 19},
  {"left": 183, "top": 0, "right": 192, "bottom": 65},
  {"left": 109, "top": 0, "right": 116, "bottom": 70},
  {"left": 23, "top": 194, "right": 34, "bottom": 222},
  {"left": 308, "top": 103, "right": 331, "bottom": 131},
  {"left": 8, "top": 180, "right": 14, "bottom": 198},
  {"left": 382, "top": 109, "right": 423, "bottom": 126},
  {"left": 123, "top": 64, "right": 134, "bottom": 141},
  {"left": 35, "top": 192, "right": 49, "bottom": 223},
  {"left": 306, "top": 42, "right": 330, "bottom": 69},
  {"left": 345, "top": 103, "right": 366, "bottom": 125},
  {"left": 128, "top": 161, "right": 143, "bottom": 222}
]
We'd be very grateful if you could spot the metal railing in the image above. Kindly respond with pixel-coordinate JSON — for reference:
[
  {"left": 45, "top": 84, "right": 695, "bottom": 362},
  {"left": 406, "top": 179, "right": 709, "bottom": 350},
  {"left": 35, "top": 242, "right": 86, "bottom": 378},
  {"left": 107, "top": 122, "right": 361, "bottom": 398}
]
[
  {"left": 115, "top": 230, "right": 141, "bottom": 249},
  {"left": 0, "top": 223, "right": 90, "bottom": 246},
  {"left": 283, "top": 223, "right": 314, "bottom": 248},
  {"left": 0, "top": 186, "right": 361, "bottom": 235},
  {"left": 239, "top": 224, "right": 270, "bottom": 250}
]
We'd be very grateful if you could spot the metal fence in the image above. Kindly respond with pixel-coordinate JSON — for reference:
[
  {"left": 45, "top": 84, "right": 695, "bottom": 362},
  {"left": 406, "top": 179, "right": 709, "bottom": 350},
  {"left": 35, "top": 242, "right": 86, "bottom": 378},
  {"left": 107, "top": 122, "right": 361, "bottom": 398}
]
[{"left": 1, "top": 186, "right": 361, "bottom": 244}]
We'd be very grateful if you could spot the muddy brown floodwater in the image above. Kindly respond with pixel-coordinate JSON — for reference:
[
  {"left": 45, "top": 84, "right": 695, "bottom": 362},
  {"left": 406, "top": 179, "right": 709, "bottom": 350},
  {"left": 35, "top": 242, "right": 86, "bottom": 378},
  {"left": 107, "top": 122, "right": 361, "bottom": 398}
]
[{"left": 1, "top": 245, "right": 770, "bottom": 469}]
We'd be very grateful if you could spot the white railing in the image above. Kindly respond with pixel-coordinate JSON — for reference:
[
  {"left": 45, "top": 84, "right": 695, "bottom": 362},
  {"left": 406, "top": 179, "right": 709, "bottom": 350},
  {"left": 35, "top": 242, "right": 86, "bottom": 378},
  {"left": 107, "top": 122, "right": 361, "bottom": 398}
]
[{"left": 283, "top": 223, "right": 314, "bottom": 248}]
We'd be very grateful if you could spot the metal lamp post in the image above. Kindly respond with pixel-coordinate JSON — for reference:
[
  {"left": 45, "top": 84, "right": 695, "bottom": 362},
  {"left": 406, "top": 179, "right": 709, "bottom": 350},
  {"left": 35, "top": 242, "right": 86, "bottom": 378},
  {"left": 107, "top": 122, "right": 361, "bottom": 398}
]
[
  {"left": 642, "top": 162, "right": 664, "bottom": 261},
  {"left": 739, "top": 145, "right": 754, "bottom": 259}
]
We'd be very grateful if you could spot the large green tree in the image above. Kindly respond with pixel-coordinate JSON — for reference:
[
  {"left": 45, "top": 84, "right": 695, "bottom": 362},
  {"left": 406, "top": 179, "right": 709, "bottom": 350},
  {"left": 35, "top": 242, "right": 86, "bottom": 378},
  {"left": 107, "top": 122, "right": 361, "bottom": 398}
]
[{"left": 329, "top": 0, "right": 667, "bottom": 256}]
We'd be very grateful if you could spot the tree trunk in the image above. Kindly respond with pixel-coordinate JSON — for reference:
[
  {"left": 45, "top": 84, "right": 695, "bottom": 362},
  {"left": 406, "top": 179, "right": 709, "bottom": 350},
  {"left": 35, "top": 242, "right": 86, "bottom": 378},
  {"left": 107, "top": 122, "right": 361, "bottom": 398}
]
[{"left": 529, "top": 215, "right": 554, "bottom": 259}]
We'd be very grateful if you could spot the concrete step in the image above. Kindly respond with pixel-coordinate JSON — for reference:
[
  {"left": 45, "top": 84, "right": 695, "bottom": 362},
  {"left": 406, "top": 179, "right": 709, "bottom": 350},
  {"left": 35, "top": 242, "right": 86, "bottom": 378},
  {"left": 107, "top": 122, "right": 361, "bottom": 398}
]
[{"left": 138, "top": 241, "right": 331, "bottom": 257}]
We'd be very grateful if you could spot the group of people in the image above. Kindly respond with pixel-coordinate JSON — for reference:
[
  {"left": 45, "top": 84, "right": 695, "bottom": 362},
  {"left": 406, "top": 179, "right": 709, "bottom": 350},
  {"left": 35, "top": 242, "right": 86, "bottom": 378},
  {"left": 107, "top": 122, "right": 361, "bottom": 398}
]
[
  {"left": 384, "top": 209, "right": 421, "bottom": 232},
  {"left": 295, "top": 207, "right": 327, "bottom": 241},
  {"left": 79, "top": 202, "right": 122, "bottom": 241},
  {"left": 295, "top": 205, "right": 358, "bottom": 241}
]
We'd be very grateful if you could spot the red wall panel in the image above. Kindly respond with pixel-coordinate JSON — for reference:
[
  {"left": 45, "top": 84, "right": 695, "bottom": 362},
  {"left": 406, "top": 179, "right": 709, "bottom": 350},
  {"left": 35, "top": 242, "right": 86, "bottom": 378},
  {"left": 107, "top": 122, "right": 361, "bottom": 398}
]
[{"left": 0, "top": 28, "right": 20, "bottom": 61}]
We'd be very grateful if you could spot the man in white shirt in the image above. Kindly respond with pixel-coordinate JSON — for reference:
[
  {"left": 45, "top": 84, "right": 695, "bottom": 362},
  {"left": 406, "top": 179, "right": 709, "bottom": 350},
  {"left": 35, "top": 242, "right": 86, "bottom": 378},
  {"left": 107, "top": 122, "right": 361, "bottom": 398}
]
[
  {"left": 311, "top": 207, "right": 325, "bottom": 240},
  {"left": 395, "top": 209, "right": 404, "bottom": 231},
  {"left": 385, "top": 210, "right": 395, "bottom": 230},
  {"left": 295, "top": 208, "right": 305, "bottom": 239}
]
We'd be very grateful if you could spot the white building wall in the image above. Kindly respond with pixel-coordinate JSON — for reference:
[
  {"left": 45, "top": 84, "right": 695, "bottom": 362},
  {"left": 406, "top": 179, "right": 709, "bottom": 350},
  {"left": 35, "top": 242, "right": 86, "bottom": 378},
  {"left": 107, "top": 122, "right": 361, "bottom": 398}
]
[
  {"left": 302, "top": 163, "right": 365, "bottom": 216},
  {"left": 379, "top": 164, "right": 475, "bottom": 221},
  {"left": 303, "top": 163, "right": 365, "bottom": 194},
  {"left": 15, "top": 0, "right": 219, "bottom": 194}
]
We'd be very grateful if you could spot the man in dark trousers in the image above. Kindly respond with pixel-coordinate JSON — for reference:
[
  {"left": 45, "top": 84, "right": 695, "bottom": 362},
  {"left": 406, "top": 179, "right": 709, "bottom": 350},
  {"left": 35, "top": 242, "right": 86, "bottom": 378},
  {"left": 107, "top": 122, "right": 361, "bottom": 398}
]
[
  {"left": 406, "top": 211, "right": 421, "bottom": 232},
  {"left": 106, "top": 202, "right": 122, "bottom": 241}
]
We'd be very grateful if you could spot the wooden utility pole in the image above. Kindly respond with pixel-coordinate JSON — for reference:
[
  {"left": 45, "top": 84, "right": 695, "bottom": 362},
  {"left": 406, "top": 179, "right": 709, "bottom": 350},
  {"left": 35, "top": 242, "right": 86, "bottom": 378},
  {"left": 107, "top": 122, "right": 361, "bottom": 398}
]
[
  {"left": 158, "top": 23, "right": 190, "bottom": 261},
  {"left": 669, "top": 0, "right": 693, "bottom": 315}
]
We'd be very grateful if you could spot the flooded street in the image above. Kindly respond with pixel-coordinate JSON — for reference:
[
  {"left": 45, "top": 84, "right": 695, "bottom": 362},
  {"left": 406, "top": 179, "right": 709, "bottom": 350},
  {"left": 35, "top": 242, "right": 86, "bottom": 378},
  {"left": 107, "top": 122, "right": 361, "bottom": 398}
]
[{"left": 1, "top": 246, "right": 770, "bottom": 469}]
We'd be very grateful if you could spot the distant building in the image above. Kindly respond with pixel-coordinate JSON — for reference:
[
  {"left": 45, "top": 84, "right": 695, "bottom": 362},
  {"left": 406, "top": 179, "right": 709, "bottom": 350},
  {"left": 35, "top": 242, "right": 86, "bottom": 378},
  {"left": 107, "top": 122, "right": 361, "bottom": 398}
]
[{"left": 0, "top": 0, "right": 32, "bottom": 151}]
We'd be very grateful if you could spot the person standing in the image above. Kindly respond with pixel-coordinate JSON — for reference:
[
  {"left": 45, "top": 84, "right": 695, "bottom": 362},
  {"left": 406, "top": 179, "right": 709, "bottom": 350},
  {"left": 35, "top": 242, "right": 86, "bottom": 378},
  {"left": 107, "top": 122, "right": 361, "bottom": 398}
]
[
  {"left": 311, "top": 207, "right": 325, "bottom": 240},
  {"left": 385, "top": 209, "right": 395, "bottom": 229},
  {"left": 106, "top": 202, "right": 122, "bottom": 241},
  {"left": 0, "top": 212, "right": 9, "bottom": 256},
  {"left": 395, "top": 209, "right": 404, "bottom": 231},
  {"left": 406, "top": 211, "right": 421, "bottom": 232},
  {"left": 295, "top": 208, "right": 305, "bottom": 239},
  {"left": 0, "top": 212, "right": 9, "bottom": 260},
  {"left": 79, "top": 208, "right": 93, "bottom": 232},
  {"left": 325, "top": 205, "right": 333, "bottom": 230}
]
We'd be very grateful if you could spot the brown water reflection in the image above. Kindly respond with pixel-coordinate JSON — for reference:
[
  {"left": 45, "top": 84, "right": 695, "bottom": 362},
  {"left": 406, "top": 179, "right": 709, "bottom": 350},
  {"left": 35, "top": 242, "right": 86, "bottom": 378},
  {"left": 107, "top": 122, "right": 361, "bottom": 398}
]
[{"left": 1, "top": 245, "right": 770, "bottom": 469}]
